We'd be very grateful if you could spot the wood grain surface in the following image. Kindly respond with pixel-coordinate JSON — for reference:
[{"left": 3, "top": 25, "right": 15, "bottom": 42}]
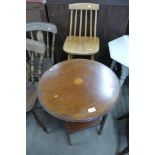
[
  {"left": 38, "top": 59, "right": 120, "bottom": 122},
  {"left": 69, "top": 3, "right": 99, "bottom": 10},
  {"left": 63, "top": 36, "right": 99, "bottom": 55}
]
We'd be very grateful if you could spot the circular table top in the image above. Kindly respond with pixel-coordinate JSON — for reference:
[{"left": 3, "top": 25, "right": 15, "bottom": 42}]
[{"left": 38, "top": 59, "right": 120, "bottom": 122}]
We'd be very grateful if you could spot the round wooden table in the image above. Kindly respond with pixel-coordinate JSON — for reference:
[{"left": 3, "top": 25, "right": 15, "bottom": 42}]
[
  {"left": 38, "top": 59, "right": 120, "bottom": 121},
  {"left": 38, "top": 59, "right": 120, "bottom": 144}
]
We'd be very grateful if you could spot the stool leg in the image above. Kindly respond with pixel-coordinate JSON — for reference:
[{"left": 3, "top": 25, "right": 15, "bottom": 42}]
[
  {"left": 120, "top": 65, "right": 129, "bottom": 87},
  {"left": 98, "top": 115, "right": 107, "bottom": 135},
  {"left": 91, "top": 55, "right": 95, "bottom": 60},
  {"left": 110, "top": 60, "right": 117, "bottom": 70}
]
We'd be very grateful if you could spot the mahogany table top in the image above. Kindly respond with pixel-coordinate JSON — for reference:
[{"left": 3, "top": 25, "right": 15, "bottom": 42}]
[{"left": 38, "top": 59, "right": 120, "bottom": 122}]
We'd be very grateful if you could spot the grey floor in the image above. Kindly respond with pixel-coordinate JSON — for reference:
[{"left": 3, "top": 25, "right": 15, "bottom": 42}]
[{"left": 26, "top": 80, "right": 129, "bottom": 155}]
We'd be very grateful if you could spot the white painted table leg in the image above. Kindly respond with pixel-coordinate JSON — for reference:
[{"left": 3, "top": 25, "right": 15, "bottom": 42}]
[
  {"left": 120, "top": 65, "right": 129, "bottom": 87},
  {"left": 110, "top": 60, "right": 117, "bottom": 70}
]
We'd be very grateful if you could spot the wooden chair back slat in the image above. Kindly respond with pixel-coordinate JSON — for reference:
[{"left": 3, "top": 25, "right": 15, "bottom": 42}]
[
  {"left": 69, "top": 10, "right": 73, "bottom": 36},
  {"left": 90, "top": 10, "right": 92, "bottom": 37},
  {"left": 85, "top": 10, "right": 87, "bottom": 37},
  {"left": 74, "top": 10, "right": 77, "bottom": 36},
  {"left": 79, "top": 10, "right": 83, "bottom": 36},
  {"left": 30, "top": 31, "right": 38, "bottom": 57},
  {"left": 38, "top": 54, "right": 44, "bottom": 79},
  {"left": 36, "top": 31, "right": 45, "bottom": 79},
  {"left": 36, "top": 31, "right": 44, "bottom": 43},
  {"left": 30, "top": 52, "right": 35, "bottom": 83},
  {"left": 26, "top": 63, "right": 30, "bottom": 82},
  {"left": 30, "top": 31, "right": 34, "bottom": 39},
  {"left": 94, "top": 10, "right": 97, "bottom": 37},
  {"left": 51, "top": 34, "right": 55, "bottom": 64},
  {"left": 27, "top": 50, "right": 31, "bottom": 58},
  {"left": 46, "top": 31, "right": 49, "bottom": 57}
]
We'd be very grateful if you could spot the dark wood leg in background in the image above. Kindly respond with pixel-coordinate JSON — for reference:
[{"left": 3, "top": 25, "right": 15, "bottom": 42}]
[
  {"left": 31, "top": 98, "right": 49, "bottom": 133},
  {"left": 98, "top": 114, "right": 107, "bottom": 135},
  {"left": 117, "top": 113, "right": 129, "bottom": 155},
  {"left": 32, "top": 108, "right": 48, "bottom": 133},
  {"left": 64, "top": 118, "right": 106, "bottom": 145},
  {"left": 63, "top": 121, "right": 72, "bottom": 145},
  {"left": 66, "top": 129, "right": 72, "bottom": 145}
]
